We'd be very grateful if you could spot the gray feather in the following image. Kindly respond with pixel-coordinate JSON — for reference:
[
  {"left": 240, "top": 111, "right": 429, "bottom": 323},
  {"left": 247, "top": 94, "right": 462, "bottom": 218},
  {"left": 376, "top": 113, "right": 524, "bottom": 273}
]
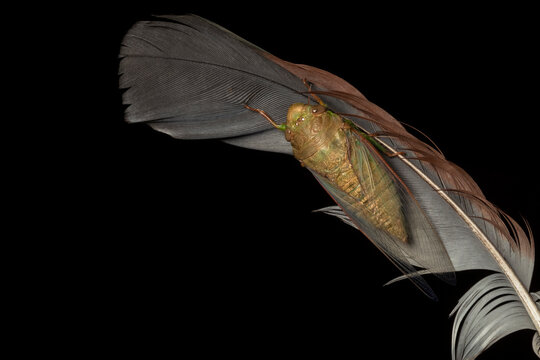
[
  {"left": 119, "top": 14, "right": 307, "bottom": 152},
  {"left": 450, "top": 274, "right": 539, "bottom": 360},
  {"left": 119, "top": 14, "right": 539, "bottom": 358},
  {"left": 533, "top": 331, "right": 540, "bottom": 357},
  {"left": 314, "top": 205, "right": 358, "bottom": 229},
  {"left": 119, "top": 15, "right": 372, "bottom": 154},
  {"left": 119, "top": 15, "right": 532, "bottom": 280}
]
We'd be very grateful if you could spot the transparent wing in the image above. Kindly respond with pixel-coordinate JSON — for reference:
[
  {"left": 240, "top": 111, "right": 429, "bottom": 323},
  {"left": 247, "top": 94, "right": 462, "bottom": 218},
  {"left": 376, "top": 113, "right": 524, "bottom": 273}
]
[{"left": 311, "top": 127, "right": 456, "bottom": 298}]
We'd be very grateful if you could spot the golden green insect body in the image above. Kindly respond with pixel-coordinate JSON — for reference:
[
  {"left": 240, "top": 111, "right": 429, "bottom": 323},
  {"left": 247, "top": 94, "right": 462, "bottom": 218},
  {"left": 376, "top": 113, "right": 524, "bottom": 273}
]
[{"left": 285, "top": 103, "right": 407, "bottom": 242}]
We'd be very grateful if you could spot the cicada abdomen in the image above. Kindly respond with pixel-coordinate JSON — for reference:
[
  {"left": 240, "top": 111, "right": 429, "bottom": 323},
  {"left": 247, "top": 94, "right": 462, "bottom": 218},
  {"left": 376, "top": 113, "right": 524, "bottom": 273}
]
[{"left": 285, "top": 103, "right": 408, "bottom": 243}]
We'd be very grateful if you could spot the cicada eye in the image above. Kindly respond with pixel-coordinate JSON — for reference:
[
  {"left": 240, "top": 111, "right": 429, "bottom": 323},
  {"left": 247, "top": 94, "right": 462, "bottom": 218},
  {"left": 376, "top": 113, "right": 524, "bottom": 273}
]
[{"left": 312, "top": 104, "right": 326, "bottom": 115}]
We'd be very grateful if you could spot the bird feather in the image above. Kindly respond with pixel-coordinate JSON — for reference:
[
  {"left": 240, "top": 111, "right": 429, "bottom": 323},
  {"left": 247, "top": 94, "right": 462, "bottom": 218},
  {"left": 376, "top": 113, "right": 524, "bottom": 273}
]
[{"left": 119, "top": 14, "right": 539, "bottom": 359}]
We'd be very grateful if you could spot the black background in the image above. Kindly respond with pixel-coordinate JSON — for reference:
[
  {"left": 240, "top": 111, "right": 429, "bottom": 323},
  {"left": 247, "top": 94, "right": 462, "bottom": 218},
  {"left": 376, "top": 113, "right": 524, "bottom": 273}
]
[{"left": 48, "top": 2, "right": 540, "bottom": 359}]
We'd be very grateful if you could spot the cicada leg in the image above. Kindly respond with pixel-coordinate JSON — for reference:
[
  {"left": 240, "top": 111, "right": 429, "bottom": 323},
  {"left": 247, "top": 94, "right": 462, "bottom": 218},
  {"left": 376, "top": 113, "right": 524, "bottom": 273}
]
[
  {"left": 354, "top": 129, "right": 406, "bottom": 158},
  {"left": 302, "top": 78, "right": 327, "bottom": 107},
  {"left": 244, "top": 104, "right": 286, "bottom": 131},
  {"left": 385, "top": 151, "right": 406, "bottom": 158}
]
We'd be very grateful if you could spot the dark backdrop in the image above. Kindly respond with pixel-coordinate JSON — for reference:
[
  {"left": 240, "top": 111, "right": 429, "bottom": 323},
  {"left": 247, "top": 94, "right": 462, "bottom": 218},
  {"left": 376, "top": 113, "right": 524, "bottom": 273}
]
[{"left": 67, "top": 2, "right": 539, "bottom": 359}]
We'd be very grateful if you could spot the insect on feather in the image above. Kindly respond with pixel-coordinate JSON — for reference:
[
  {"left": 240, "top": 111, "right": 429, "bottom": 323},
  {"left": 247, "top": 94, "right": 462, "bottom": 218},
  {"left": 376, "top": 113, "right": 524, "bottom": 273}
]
[
  {"left": 119, "top": 14, "right": 540, "bottom": 359},
  {"left": 246, "top": 98, "right": 456, "bottom": 299}
]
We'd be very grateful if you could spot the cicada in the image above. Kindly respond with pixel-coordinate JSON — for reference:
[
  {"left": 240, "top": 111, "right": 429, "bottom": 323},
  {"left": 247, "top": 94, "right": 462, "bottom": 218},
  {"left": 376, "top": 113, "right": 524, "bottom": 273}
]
[{"left": 245, "top": 98, "right": 455, "bottom": 298}]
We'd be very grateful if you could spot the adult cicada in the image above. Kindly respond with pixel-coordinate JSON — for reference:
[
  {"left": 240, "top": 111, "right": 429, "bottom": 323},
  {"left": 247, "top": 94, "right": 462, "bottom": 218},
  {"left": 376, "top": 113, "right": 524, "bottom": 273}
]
[{"left": 245, "top": 99, "right": 455, "bottom": 298}]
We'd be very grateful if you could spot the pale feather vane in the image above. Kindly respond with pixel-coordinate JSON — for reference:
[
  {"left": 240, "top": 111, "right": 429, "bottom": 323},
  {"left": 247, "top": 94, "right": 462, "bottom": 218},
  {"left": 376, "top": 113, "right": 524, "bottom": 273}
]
[{"left": 119, "top": 14, "right": 539, "bottom": 359}]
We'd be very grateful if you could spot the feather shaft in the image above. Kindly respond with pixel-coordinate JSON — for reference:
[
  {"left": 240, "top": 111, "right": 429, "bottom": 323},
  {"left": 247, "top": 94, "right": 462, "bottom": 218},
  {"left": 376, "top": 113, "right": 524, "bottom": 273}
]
[{"left": 374, "top": 134, "right": 540, "bottom": 334}]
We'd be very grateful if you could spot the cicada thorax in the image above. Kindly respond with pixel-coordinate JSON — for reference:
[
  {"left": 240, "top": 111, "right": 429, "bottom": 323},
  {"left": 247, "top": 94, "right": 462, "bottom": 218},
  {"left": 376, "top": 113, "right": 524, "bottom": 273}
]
[
  {"left": 285, "top": 103, "right": 408, "bottom": 243},
  {"left": 285, "top": 103, "right": 341, "bottom": 161}
]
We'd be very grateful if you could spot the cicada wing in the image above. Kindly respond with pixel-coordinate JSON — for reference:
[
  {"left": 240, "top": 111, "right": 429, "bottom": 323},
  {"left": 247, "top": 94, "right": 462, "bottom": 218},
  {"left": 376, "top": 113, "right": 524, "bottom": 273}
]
[
  {"left": 311, "top": 128, "right": 456, "bottom": 298},
  {"left": 349, "top": 130, "right": 456, "bottom": 283},
  {"left": 311, "top": 171, "right": 440, "bottom": 300}
]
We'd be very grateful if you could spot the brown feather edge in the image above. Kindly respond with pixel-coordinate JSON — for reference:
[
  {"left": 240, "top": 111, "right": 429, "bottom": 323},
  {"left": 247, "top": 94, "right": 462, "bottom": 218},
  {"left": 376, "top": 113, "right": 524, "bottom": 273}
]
[{"left": 262, "top": 50, "right": 534, "bottom": 263}]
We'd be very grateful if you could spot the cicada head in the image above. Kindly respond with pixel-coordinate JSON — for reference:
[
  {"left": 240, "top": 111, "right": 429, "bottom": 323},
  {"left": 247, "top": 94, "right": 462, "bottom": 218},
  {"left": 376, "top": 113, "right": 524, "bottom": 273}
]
[
  {"left": 285, "top": 103, "right": 326, "bottom": 141},
  {"left": 284, "top": 103, "right": 342, "bottom": 160}
]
